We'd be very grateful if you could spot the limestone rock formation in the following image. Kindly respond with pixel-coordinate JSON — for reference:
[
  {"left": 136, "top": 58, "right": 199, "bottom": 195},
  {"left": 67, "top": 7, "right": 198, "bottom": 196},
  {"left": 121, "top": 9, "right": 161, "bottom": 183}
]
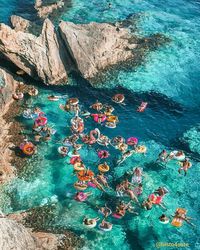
[
  {"left": 10, "top": 15, "right": 30, "bottom": 32},
  {"left": 59, "top": 21, "right": 138, "bottom": 80},
  {"left": 0, "top": 19, "right": 67, "bottom": 85},
  {"left": 0, "top": 68, "right": 17, "bottom": 109},
  {"left": 0, "top": 68, "right": 18, "bottom": 184},
  {"left": 0, "top": 218, "right": 37, "bottom": 250},
  {"left": 0, "top": 217, "right": 80, "bottom": 250},
  {"left": 35, "top": 0, "right": 65, "bottom": 18}
]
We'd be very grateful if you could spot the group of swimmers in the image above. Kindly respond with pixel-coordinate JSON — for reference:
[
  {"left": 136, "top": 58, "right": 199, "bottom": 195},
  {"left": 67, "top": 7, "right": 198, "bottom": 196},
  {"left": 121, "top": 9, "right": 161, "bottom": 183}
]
[{"left": 18, "top": 90, "right": 194, "bottom": 230}]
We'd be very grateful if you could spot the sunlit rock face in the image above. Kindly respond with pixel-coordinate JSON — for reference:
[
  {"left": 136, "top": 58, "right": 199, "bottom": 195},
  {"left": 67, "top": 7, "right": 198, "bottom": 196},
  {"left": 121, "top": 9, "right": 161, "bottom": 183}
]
[{"left": 0, "top": 19, "right": 68, "bottom": 85}]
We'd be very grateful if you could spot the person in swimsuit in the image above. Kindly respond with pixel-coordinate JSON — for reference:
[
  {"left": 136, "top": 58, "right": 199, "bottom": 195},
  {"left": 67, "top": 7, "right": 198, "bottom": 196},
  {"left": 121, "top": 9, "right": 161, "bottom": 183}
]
[
  {"left": 156, "top": 150, "right": 168, "bottom": 163},
  {"left": 97, "top": 173, "right": 110, "bottom": 188},
  {"left": 159, "top": 214, "right": 169, "bottom": 223},
  {"left": 142, "top": 199, "right": 153, "bottom": 210},
  {"left": 117, "top": 149, "right": 135, "bottom": 165},
  {"left": 178, "top": 158, "right": 191, "bottom": 176}
]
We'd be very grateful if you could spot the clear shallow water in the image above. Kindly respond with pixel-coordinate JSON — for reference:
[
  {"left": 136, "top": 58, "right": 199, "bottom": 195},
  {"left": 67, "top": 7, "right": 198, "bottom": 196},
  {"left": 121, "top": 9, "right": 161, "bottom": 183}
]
[{"left": 0, "top": 0, "right": 200, "bottom": 250}]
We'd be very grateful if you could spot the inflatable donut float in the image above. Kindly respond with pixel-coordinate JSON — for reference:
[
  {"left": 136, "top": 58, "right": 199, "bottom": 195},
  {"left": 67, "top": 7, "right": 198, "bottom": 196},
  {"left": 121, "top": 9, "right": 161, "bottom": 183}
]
[
  {"left": 98, "top": 163, "right": 110, "bottom": 173},
  {"left": 135, "top": 145, "right": 147, "bottom": 154},
  {"left": 74, "top": 182, "right": 88, "bottom": 191},
  {"left": 35, "top": 116, "right": 48, "bottom": 126},
  {"left": 68, "top": 98, "right": 79, "bottom": 105},
  {"left": 20, "top": 143, "right": 35, "bottom": 156},
  {"left": 77, "top": 170, "right": 94, "bottom": 181},
  {"left": 112, "top": 94, "right": 125, "bottom": 104},
  {"left": 126, "top": 137, "right": 138, "bottom": 146},
  {"left": 13, "top": 92, "right": 24, "bottom": 100}
]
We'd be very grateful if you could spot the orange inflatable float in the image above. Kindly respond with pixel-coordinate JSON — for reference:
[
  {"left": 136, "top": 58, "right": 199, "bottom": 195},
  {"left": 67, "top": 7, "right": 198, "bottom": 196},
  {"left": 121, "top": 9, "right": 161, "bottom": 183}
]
[{"left": 77, "top": 170, "right": 94, "bottom": 181}]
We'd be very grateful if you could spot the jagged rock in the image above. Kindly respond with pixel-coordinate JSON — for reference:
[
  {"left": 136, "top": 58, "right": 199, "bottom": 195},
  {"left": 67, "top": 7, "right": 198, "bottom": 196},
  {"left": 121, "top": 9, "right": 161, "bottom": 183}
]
[
  {"left": 0, "top": 68, "right": 18, "bottom": 184},
  {"left": 0, "top": 19, "right": 67, "bottom": 85},
  {"left": 0, "top": 68, "right": 17, "bottom": 109},
  {"left": 0, "top": 218, "right": 37, "bottom": 250},
  {"left": 35, "top": 0, "right": 65, "bottom": 18},
  {"left": 10, "top": 15, "right": 30, "bottom": 32},
  {"left": 59, "top": 21, "right": 138, "bottom": 80},
  {"left": 0, "top": 217, "right": 81, "bottom": 250}
]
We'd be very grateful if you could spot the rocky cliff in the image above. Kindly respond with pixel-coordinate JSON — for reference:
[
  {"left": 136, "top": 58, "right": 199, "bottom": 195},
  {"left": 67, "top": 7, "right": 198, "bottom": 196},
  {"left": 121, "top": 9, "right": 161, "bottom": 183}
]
[
  {"left": 0, "top": 19, "right": 67, "bottom": 85},
  {"left": 0, "top": 68, "right": 18, "bottom": 184},
  {"left": 35, "top": 0, "right": 65, "bottom": 18},
  {"left": 0, "top": 217, "right": 80, "bottom": 250},
  {"left": 10, "top": 15, "right": 31, "bottom": 32},
  {"left": 0, "top": 16, "right": 169, "bottom": 86},
  {"left": 59, "top": 21, "right": 138, "bottom": 80}
]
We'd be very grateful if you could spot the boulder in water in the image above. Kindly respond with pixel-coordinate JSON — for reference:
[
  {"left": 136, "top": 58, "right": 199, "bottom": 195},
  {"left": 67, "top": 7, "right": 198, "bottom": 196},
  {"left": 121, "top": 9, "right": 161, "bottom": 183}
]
[{"left": 59, "top": 21, "right": 138, "bottom": 81}]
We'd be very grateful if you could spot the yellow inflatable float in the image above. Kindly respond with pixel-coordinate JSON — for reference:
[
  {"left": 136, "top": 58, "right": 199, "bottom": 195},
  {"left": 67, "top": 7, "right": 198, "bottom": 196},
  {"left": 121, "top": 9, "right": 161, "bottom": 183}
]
[
  {"left": 98, "top": 163, "right": 110, "bottom": 173},
  {"left": 135, "top": 145, "right": 147, "bottom": 154}
]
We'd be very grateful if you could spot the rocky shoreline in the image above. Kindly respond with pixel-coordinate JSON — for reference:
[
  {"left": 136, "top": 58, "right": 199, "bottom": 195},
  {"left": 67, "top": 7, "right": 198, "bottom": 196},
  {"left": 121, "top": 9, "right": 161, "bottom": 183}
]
[
  {"left": 0, "top": 13, "right": 169, "bottom": 86},
  {"left": 0, "top": 70, "right": 83, "bottom": 249},
  {"left": 0, "top": 3, "right": 170, "bottom": 249}
]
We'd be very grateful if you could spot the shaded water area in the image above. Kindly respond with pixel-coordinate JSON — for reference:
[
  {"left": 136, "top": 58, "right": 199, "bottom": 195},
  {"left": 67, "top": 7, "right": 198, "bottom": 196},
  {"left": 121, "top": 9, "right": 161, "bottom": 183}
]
[{"left": 0, "top": 0, "right": 200, "bottom": 249}]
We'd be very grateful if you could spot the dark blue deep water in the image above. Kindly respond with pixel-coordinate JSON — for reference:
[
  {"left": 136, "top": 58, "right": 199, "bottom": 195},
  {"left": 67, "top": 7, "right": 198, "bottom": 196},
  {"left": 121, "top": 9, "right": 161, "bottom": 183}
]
[{"left": 0, "top": 1, "right": 200, "bottom": 249}]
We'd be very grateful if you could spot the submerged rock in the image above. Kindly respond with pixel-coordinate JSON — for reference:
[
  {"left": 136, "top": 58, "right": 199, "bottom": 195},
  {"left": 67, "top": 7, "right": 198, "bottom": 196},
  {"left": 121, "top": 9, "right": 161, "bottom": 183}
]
[
  {"left": 0, "top": 19, "right": 67, "bottom": 85},
  {"left": 59, "top": 21, "right": 138, "bottom": 81}
]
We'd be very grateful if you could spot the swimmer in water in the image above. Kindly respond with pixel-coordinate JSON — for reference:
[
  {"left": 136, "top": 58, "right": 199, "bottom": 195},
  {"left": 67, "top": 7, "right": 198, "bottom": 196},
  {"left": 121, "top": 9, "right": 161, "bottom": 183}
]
[
  {"left": 159, "top": 214, "right": 169, "bottom": 223},
  {"left": 178, "top": 158, "right": 191, "bottom": 176},
  {"left": 142, "top": 198, "right": 153, "bottom": 210},
  {"left": 156, "top": 150, "right": 168, "bottom": 164},
  {"left": 117, "top": 149, "right": 135, "bottom": 165},
  {"left": 97, "top": 172, "right": 110, "bottom": 188}
]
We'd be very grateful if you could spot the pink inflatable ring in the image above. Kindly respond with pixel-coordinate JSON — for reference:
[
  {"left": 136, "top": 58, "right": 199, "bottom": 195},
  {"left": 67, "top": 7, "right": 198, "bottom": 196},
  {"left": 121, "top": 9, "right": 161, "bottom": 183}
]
[{"left": 127, "top": 137, "right": 138, "bottom": 146}]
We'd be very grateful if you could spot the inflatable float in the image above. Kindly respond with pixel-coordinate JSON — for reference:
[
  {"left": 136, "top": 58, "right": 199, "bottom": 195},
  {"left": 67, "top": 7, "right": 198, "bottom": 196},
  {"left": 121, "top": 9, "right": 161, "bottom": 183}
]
[
  {"left": 90, "top": 102, "right": 103, "bottom": 111},
  {"left": 68, "top": 98, "right": 79, "bottom": 105},
  {"left": 127, "top": 137, "right": 138, "bottom": 146},
  {"left": 83, "top": 220, "right": 97, "bottom": 228},
  {"left": 105, "top": 122, "right": 117, "bottom": 129},
  {"left": 91, "top": 114, "right": 107, "bottom": 123},
  {"left": 112, "top": 213, "right": 123, "bottom": 219},
  {"left": 74, "top": 182, "right": 88, "bottom": 191},
  {"left": 137, "top": 102, "right": 148, "bottom": 112},
  {"left": 20, "top": 142, "right": 35, "bottom": 156},
  {"left": 112, "top": 94, "right": 125, "bottom": 104},
  {"left": 74, "top": 192, "right": 88, "bottom": 202},
  {"left": 70, "top": 156, "right": 81, "bottom": 165},
  {"left": 97, "top": 150, "right": 110, "bottom": 159},
  {"left": 171, "top": 208, "right": 187, "bottom": 227},
  {"left": 28, "top": 88, "right": 38, "bottom": 96},
  {"left": 77, "top": 170, "right": 94, "bottom": 181},
  {"left": 99, "top": 222, "right": 113, "bottom": 231},
  {"left": 48, "top": 95, "right": 60, "bottom": 101},
  {"left": 135, "top": 145, "right": 147, "bottom": 154},
  {"left": 23, "top": 109, "right": 38, "bottom": 119},
  {"left": 58, "top": 146, "right": 69, "bottom": 156},
  {"left": 13, "top": 92, "right": 24, "bottom": 100},
  {"left": 106, "top": 115, "right": 118, "bottom": 123},
  {"left": 35, "top": 116, "right": 47, "bottom": 126},
  {"left": 148, "top": 194, "right": 163, "bottom": 205},
  {"left": 170, "top": 151, "right": 185, "bottom": 161},
  {"left": 98, "top": 208, "right": 112, "bottom": 217},
  {"left": 74, "top": 162, "right": 85, "bottom": 171},
  {"left": 98, "top": 163, "right": 110, "bottom": 173}
]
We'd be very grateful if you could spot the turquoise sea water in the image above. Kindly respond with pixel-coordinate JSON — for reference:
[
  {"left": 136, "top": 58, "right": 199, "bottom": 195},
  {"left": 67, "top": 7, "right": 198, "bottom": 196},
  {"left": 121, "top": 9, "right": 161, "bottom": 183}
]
[{"left": 0, "top": 0, "right": 200, "bottom": 249}]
